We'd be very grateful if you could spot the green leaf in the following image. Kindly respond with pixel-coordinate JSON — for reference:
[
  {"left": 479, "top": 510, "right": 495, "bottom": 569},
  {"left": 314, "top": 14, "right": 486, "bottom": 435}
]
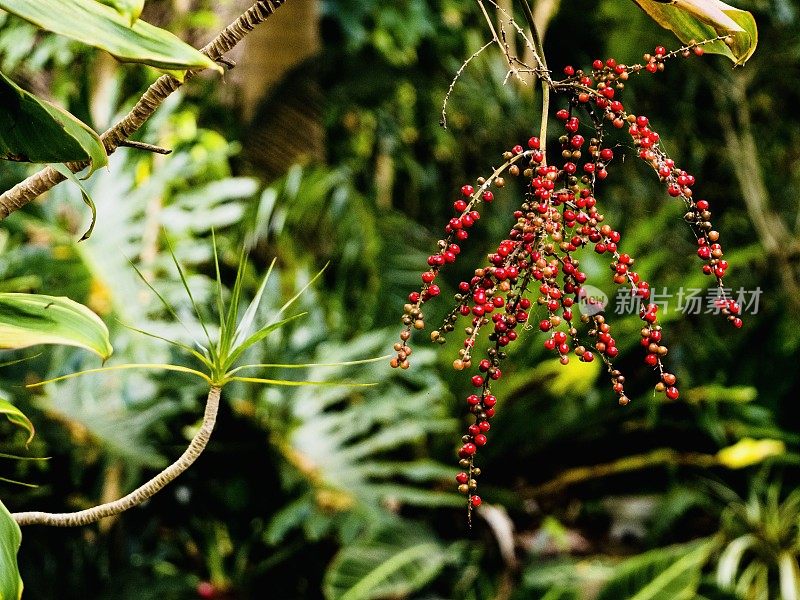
[
  {"left": 0, "top": 0, "right": 221, "bottom": 72},
  {"left": 26, "top": 363, "right": 210, "bottom": 388},
  {"left": 0, "top": 397, "right": 34, "bottom": 445},
  {"left": 0, "top": 500, "right": 22, "bottom": 600},
  {"left": 224, "top": 313, "right": 307, "bottom": 370},
  {"left": 0, "top": 293, "right": 112, "bottom": 359},
  {"left": 95, "top": 0, "right": 143, "bottom": 25},
  {"left": 323, "top": 522, "right": 447, "bottom": 600},
  {"left": 0, "top": 71, "right": 107, "bottom": 168},
  {"left": 596, "top": 538, "right": 715, "bottom": 600},
  {"left": 51, "top": 163, "right": 97, "bottom": 241},
  {"left": 631, "top": 0, "right": 757, "bottom": 65},
  {"left": 232, "top": 258, "right": 276, "bottom": 349}
]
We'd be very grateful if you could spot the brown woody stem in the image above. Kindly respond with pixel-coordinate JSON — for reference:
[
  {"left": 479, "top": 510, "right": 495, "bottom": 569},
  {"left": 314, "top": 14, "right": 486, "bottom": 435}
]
[
  {"left": 12, "top": 386, "right": 221, "bottom": 527},
  {"left": 0, "top": 0, "right": 287, "bottom": 220}
]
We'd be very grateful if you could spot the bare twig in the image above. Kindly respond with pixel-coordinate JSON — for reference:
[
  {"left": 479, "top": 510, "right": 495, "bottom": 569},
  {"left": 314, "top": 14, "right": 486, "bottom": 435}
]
[
  {"left": 12, "top": 386, "right": 221, "bottom": 527},
  {"left": 440, "top": 41, "right": 493, "bottom": 129},
  {"left": 516, "top": 0, "right": 550, "bottom": 162},
  {"left": 527, "top": 449, "right": 719, "bottom": 498},
  {"left": 0, "top": 0, "right": 287, "bottom": 220},
  {"left": 119, "top": 140, "right": 172, "bottom": 155}
]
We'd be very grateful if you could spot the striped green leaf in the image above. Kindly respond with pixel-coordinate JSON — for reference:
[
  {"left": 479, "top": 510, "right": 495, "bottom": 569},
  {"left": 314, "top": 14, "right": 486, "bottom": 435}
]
[
  {"left": 0, "top": 0, "right": 220, "bottom": 71},
  {"left": 0, "top": 293, "right": 112, "bottom": 359}
]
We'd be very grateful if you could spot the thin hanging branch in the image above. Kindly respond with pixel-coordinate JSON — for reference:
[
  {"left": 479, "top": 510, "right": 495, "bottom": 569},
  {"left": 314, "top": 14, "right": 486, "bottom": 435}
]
[
  {"left": 0, "top": 0, "right": 287, "bottom": 220},
  {"left": 516, "top": 0, "right": 551, "bottom": 163},
  {"left": 12, "top": 386, "right": 221, "bottom": 527}
]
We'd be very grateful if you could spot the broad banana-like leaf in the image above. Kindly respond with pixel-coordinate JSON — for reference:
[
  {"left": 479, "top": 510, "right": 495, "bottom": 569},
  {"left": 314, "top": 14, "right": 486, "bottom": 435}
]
[
  {"left": 0, "top": 293, "right": 112, "bottom": 359},
  {"left": 95, "top": 0, "right": 144, "bottom": 25},
  {"left": 0, "top": 501, "right": 22, "bottom": 600},
  {"left": 0, "top": 72, "right": 107, "bottom": 169},
  {"left": 0, "top": 0, "right": 220, "bottom": 72},
  {"left": 0, "top": 397, "right": 34, "bottom": 445},
  {"left": 632, "top": 0, "right": 757, "bottom": 65}
]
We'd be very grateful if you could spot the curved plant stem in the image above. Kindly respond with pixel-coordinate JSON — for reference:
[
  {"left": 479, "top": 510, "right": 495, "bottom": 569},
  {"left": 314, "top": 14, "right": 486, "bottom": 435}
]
[
  {"left": 12, "top": 386, "right": 221, "bottom": 527},
  {"left": 0, "top": 0, "right": 287, "bottom": 220}
]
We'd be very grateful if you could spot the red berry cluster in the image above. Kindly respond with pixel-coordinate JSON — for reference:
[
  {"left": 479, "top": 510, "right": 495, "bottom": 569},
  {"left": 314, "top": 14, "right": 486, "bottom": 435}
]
[{"left": 391, "top": 40, "right": 741, "bottom": 515}]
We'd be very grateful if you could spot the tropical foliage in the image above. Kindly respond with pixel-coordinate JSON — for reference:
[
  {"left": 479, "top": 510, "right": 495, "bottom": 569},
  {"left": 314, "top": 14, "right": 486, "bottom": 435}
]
[{"left": 0, "top": 0, "right": 797, "bottom": 599}]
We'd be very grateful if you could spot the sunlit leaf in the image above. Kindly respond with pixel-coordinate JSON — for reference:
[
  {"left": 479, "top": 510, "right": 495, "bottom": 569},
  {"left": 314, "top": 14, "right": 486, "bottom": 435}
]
[
  {"left": 95, "top": 0, "right": 143, "bottom": 25},
  {"left": 0, "top": 397, "right": 33, "bottom": 445},
  {"left": 716, "top": 438, "right": 786, "bottom": 469},
  {"left": 0, "top": 71, "right": 107, "bottom": 169},
  {"left": 0, "top": 500, "right": 22, "bottom": 600},
  {"left": 632, "top": 0, "right": 757, "bottom": 65},
  {"left": 0, "top": 0, "right": 221, "bottom": 71},
  {"left": 0, "top": 293, "right": 112, "bottom": 359}
]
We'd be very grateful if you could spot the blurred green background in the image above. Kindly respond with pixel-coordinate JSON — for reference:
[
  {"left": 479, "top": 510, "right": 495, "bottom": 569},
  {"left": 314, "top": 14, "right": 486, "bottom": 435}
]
[{"left": 0, "top": 0, "right": 798, "bottom": 598}]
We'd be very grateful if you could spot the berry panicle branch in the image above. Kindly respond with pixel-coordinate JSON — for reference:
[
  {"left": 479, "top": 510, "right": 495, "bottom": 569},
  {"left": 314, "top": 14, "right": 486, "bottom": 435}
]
[
  {"left": 395, "top": 36, "right": 743, "bottom": 518},
  {"left": 0, "top": 0, "right": 288, "bottom": 220}
]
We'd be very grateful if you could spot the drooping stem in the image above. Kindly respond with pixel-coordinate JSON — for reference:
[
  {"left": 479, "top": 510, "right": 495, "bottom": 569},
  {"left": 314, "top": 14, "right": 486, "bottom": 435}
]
[
  {"left": 0, "top": 0, "right": 287, "bottom": 220},
  {"left": 517, "top": 0, "right": 550, "bottom": 163},
  {"left": 12, "top": 386, "right": 221, "bottom": 527}
]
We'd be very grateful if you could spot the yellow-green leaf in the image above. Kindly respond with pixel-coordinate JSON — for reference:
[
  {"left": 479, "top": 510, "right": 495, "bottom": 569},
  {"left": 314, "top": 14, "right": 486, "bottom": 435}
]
[
  {"left": 632, "top": 0, "right": 757, "bottom": 65},
  {"left": 0, "top": 397, "right": 34, "bottom": 445},
  {"left": 95, "top": 0, "right": 143, "bottom": 25},
  {"left": 0, "top": 71, "right": 107, "bottom": 169},
  {"left": 0, "top": 500, "right": 22, "bottom": 600},
  {"left": 716, "top": 438, "right": 786, "bottom": 469},
  {"left": 0, "top": 293, "right": 112, "bottom": 360},
  {"left": 0, "top": 0, "right": 221, "bottom": 72}
]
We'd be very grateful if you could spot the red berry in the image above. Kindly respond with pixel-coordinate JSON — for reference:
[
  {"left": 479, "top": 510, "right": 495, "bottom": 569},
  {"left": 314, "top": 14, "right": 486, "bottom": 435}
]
[
  {"left": 665, "top": 386, "right": 679, "bottom": 400},
  {"left": 474, "top": 434, "right": 487, "bottom": 446},
  {"left": 461, "top": 184, "right": 474, "bottom": 197},
  {"left": 460, "top": 443, "right": 477, "bottom": 457},
  {"left": 197, "top": 582, "right": 215, "bottom": 599},
  {"left": 470, "top": 495, "right": 482, "bottom": 507}
]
